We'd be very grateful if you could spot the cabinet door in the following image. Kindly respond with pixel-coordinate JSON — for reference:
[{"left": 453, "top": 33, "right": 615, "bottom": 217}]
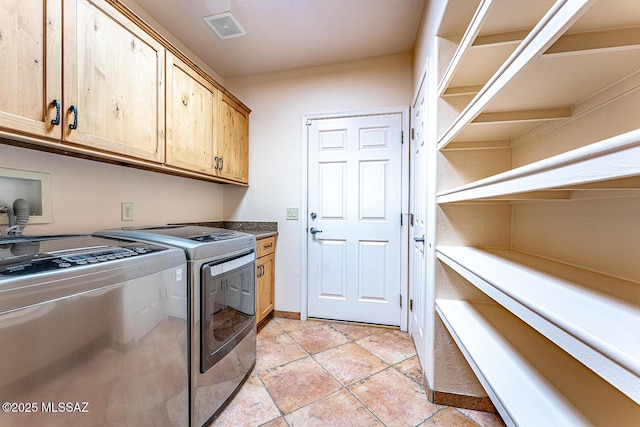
[
  {"left": 0, "top": 0, "right": 62, "bottom": 139},
  {"left": 216, "top": 93, "right": 249, "bottom": 184},
  {"left": 63, "top": 0, "right": 165, "bottom": 162},
  {"left": 166, "top": 53, "right": 216, "bottom": 174},
  {"left": 256, "top": 253, "right": 274, "bottom": 323}
]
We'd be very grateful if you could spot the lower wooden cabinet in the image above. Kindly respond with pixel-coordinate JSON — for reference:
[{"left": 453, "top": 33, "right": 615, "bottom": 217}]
[{"left": 256, "top": 236, "right": 275, "bottom": 324}]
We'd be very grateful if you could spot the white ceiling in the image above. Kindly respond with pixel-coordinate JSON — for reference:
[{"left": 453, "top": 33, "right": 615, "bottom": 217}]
[{"left": 130, "top": 0, "right": 426, "bottom": 79}]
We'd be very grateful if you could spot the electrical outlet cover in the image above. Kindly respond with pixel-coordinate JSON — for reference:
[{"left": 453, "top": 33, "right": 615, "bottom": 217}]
[{"left": 121, "top": 202, "right": 133, "bottom": 221}]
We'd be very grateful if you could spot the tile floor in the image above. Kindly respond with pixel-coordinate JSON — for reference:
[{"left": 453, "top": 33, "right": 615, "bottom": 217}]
[{"left": 213, "top": 318, "right": 505, "bottom": 426}]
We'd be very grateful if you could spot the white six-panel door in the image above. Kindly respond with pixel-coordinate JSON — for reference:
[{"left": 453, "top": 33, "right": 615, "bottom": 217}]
[
  {"left": 307, "top": 113, "right": 403, "bottom": 326},
  {"left": 409, "top": 75, "right": 428, "bottom": 364}
]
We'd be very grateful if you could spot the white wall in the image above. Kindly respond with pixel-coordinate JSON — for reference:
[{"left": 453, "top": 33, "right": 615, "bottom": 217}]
[
  {"left": 224, "top": 53, "right": 413, "bottom": 313},
  {"left": 0, "top": 144, "right": 224, "bottom": 235}
]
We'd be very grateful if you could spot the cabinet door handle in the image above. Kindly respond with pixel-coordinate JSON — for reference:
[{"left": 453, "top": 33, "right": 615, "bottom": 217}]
[
  {"left": 68, "top": 105, "right": 78, "bottom": 130},
  {"left": 214, "top": 156, "right": 224, "bottom": 171},
  {"left": 51, "top": 100, "right": 61, "bottom": 126},
  {"left": 263, "top": 242, "right": 273, "bottom": 249}
]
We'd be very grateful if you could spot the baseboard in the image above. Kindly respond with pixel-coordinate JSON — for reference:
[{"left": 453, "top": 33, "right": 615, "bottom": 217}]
[
  {"left": 273, "top": 310, "right": 300, "bottom": 320},
  {"left": 423, "top": 374, "right": 496, "bottom": 413}
]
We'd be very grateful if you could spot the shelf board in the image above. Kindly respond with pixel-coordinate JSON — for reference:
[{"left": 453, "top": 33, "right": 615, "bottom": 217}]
[
  {"left": 438, "top": 0, "right": 495, "bottom": 97},
  {"left": 437, "top": 246, "right": 640, "bottom": 403},
  {"left": 437, "top": 0, "right": 596, "bottom": 149},
  {"left": 444, "top": 26, "right": 640, "bottom": 103},
  {"left": 546, "top": 26, "right": 640, "bottom": 55},
  {"left": 441, "top": 139, "right": 512, "bottom": 150},
  {"left": 481, "top": 41, "right": 640, "bottom": 116},
  {"left": 473, "top": 108, "right": 571, "bottom": 123},
  {"left": 438, "top": 0, "right": 557, "bottom": 98},
  {"left": 436, "top": 299, "right": 640, "bottom": 426},
  {"left": 437, "top": 128, "right": 640, "bottom": 203}
]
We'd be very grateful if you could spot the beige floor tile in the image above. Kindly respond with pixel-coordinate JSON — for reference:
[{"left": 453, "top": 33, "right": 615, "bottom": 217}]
[
  {"left": 274, "top": 318, "right": 320, "bottom": 333},
  {"left": 289, "top": 323, "right": 350, "bottom": 354},
  {"left": 258, "top": 320, "right": 287, "bottom": 339},
  {"left": 260, "top": 356, "right": 341, "bottom": 414},
  {"left": 394, "top": 355, "right": 423, "bottom": 385},
  {"left": 212, "top": 373, "right": 281, "bottom": 427},
  {"left": 260, "top": 416, "right": 289, "bottom": 427},
  {"left": 214, "top": 318, "right": 504, "bottom": 426},
  {"left": 285, "top": 389, "right": 384, "bottom": 426},
  {"left": 419, "top": 407, "right": 478, "bottom": 426},
  {"left": 328, "top": 321, "right": 387, "bottom": 341},
  {"left": 458, "top": 408, "right": 506, "bottom": 427},
  {"left": 349, "top": 368, "right": 439, "bottom": 426},
  {"left": 256, "top": 333, "right": 308, "bottom": 372},
  {"left": 314, "top": 342, "right": 388, "bottom": 386},
  {"left": 356, "top": 330, "right": 417, "bottom": 364}
]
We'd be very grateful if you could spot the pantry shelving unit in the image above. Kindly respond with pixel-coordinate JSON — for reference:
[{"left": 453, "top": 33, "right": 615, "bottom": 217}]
[{"left": 431, "top": 0, "right": 640, "bottom": 425}]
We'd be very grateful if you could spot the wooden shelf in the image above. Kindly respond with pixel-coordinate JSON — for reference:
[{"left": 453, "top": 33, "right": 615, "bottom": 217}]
[
  {"left": 436, "top": 299, "right": 640, "bottom": 426},
  {"left": 438, "top": 0, "right": 612, "bottom": 149},
  {"left": 432, "top": 0, "right": 640, "bottom": 422},
  {"left": 437, "top": 0, "right": 554, "bottom": 97},
  {"left": 437, "top": 128, "right": 640, "bottom": 203},
  {"left": 436, "top": 246, "right": 640, "bottom": 403}
]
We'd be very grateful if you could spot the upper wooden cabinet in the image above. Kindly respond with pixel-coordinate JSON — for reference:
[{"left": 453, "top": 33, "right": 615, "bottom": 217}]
[
  {"left": 0, "top": 0, "right": 62, "bottom": 140},
  {"left": 0, "top": 0, "right": 250, "bottom": 184},
  {"left": 166, "top": 53, "right": 216, "bottom": 174},
  {"left": 216, "top": 93, "right": 249, "bottom": 184},
  {"left": 63, "top": 0, "right": 165, "bottom": 162}
]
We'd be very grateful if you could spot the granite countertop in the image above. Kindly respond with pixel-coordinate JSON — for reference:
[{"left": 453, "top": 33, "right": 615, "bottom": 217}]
[
  {"left": 176, "top": 221, "right": 278, "bottom": 240},
  {"left": 240, "top": 230, "right": 278, "bottom": 239}
]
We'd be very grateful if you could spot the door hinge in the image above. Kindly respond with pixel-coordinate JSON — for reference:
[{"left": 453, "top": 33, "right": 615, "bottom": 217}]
[
  {"left": 401, "top": 213, "right": 414, "bottom": 227},
  {"left": 400, "top": 294, "right": 402, "bottom": 308},
  {"left": 411, "top": 128, "right": 416, "bottom": 140},
  {"left": 401, "top": 130, "right": 404, "bottom": 144},
  {"left": 410, "top": 299, "right": 414, "bottom": 311}
]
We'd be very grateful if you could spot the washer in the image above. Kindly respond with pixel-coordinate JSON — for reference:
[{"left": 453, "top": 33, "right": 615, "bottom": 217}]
[{"left": 0, "top": 234, "right": 188, "bottom": 426}]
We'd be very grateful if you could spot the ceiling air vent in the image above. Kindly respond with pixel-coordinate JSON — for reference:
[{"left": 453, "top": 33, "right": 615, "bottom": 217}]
[{"left": 203, "top": 12, "right": 246, "bottom": 40}]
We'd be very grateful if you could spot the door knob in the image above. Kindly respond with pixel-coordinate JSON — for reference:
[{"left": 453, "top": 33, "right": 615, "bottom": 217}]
[
  {"left": 310, "top": 227, "right": 323, "bottom": 234},
  {"left": 414, "top": 235, "right": 425, "bottom": 243}
]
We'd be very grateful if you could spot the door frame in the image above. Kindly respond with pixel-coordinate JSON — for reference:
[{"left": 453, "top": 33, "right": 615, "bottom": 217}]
[{"left": 299, "top": 106, "right": 410, "bottom": 331}]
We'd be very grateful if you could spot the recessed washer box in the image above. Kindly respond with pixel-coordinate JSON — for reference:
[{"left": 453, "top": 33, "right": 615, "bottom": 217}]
[{"left": 0, "top": 167, "right": 52, "bottom": 224}]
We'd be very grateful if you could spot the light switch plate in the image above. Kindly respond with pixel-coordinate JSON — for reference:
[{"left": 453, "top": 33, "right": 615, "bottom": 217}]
[{"left": 286, "top": 207, "right": 299, "bottom": 220}]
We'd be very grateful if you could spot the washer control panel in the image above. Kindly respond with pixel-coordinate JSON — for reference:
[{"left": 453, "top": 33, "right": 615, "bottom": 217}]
[{"left": 0, "top": 244, "right": 162, "bottom": 276}]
